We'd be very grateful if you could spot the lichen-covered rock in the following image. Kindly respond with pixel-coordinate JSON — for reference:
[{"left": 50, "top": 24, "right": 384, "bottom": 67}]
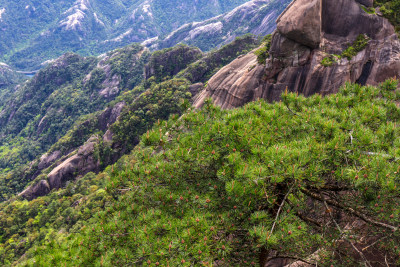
[{"left": 195, "top": 0, "right": 400, "bottom": 109}]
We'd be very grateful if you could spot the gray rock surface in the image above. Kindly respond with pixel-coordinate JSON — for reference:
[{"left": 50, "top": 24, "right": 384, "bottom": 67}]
[
  {"left": 277, "top": 0, "right": 321, "bottom": 48},
  {"left": 19, "top": 180, "right": 50, "bottom": 200},
  {"left": 146, "top": 0, "right": 291, "bottom": 52},
  {"left": 356, "top": 0, "right": 374, "bottom": 7},
  {"left": 38, "top": 151, "right": 62, "bottom": 170},
  {"left": 47, "top": 136, "right": 100, "bottom": 190},
  {"left": 195, "top": 0, "right": 400, "bottom": 109}
]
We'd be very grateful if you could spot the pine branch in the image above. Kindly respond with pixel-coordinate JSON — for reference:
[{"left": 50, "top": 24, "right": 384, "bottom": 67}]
[
  {"left": 269, "top": 184, "right": 294, "bottom": 238},
  {"left": 301, "top": 188, "right": 398, "bottom": 232},
  {"left": 322, "top": 198, "right": 372, "bottom": 267}
]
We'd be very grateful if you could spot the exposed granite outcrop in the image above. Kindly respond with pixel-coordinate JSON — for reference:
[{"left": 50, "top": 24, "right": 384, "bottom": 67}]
[
  {"left": 18, "top": 180, "right": 51, "bottom": 201},
  {"left": 276, "top": 0, "right": 321, "bottom": 49},
  {"left": 19, "top": 102, "right": 126, "bottom": 200},
  {"left": 38, "top": 151, "right": 62, "bottom": 170},
  {"left": 47, "top": 136, "right": 100, "bottom": 190},
  {"left": 19, "top": 136, "right": 100, "bottom": 200},
  {"left": 194, "top": 0, "right": 400, "bottom": 109}
]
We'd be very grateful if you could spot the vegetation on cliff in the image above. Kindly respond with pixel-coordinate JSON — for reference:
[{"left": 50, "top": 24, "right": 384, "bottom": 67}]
[
  {"left": 0, "top": 45, "right": 149, "bottom": 200},
  {"left": 0, "top": 80, "right": 399, "bottom": 266},
  {"left": 375, "top": 0, "right": 400, "bottom": 31}
]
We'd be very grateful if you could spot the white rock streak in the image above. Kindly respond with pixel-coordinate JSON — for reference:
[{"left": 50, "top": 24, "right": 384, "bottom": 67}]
[
  {"left": 188, "top": 22, "right": 223, "bottom": 40},
  {"left": 0, "top": 8, "right": 5, "bottom": 21},
  {"left": 59, "top": 0, "right": 89, "bottom": 31}
]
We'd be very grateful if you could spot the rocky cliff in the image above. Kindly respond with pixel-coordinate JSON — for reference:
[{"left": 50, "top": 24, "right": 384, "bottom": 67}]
[{"left": 194, "top": 0, "right": 400, "bottom": 109}]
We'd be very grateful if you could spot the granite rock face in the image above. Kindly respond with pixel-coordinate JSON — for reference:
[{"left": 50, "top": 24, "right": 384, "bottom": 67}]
[
  {"left": 195, "top": 0, "right": 400, "bottom": 109},
  {"left": 277, "top": 0, "right": 321, "bottom": 48},
  {"left": 356, "top": 0, "right": 374, "bottom": 7},
  {"left": 19, "top": 102, "right": 126, "bottom": 200},
  {"left": 18, "top": 180, "right": 51, "bottom": 201},
  {"left": 47, "top": 136, "right": 100, "bottom": 190}
]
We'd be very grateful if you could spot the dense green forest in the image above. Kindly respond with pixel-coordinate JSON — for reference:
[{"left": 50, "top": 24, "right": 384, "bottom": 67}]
[
  {"left": 0, "top": 0, "right": 250, "bottom": 70},
  {"left": 0, "top": 45, "right": 149, "bottom": 199},
  {"left": 0, "top": 80, "right": 399, "bottom": 265},
  {"left": 0, "top": 35, "right": 260, "bottom": 202}
]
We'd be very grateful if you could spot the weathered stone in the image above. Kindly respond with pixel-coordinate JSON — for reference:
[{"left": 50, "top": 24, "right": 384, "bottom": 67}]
[
  {"left": 47, "top": 136, "right": 99, "bottom": 189},
  {"left": 322, "top": 0, "right": 393, "bottom": 40},
  {"left": 38, "top": 151, "right": 62, "bottom": 170},
  {"left": 194, "top": 51, "right": 265, "bottom": 109},
  {"left": 356, "top": 0, "right": 373, "bottom": 7},
  {"left": 277, "top": 0, "right": 321, "bottom": 48},
  {"left": 19, "top": 180, "right": 50, "bottom": 200},
  {"left": 188, "top": 83, "right": 204, "bottom": 98},
  {"left": 194, "top": 0, "right": 400, "bottom": 109}
]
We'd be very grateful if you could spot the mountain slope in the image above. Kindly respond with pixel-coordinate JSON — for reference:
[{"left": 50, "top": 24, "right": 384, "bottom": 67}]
[
  {"left": 0, "top": 35, "right": 260, "bottom": 201},
  {"left": 0, "top": 44, "right": 150, "bottom": 200},
  {"left": 1, "top": 80, "right": 400, "bottom": 266},
  {"left": 0, "top": 0, "right": 250, "bottom": 70},
  {"left": 0, "top": 63, "right": 25, "bottom": 108},
  {"left": 146, "top": 0, "right": 291, "bottom": 51}
]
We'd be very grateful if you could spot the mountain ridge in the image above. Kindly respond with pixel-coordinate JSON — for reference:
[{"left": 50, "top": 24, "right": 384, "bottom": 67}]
[{"left": 0, "top": 0, "right": 251, "bottom": 71}]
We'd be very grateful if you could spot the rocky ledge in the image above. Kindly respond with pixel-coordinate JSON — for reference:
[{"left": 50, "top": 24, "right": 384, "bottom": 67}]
[{"left": 194, "top": 0, "right": 400, "bottom": 109}]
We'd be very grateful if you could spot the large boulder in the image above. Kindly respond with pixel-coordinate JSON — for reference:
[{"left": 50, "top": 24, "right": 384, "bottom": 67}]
[
  {"left": 194, "top": 52, "right": 265, "bottom": 109},
  {"left": 19, "top": 180, "right": 50, "bottom": 200},
  {"left": 47, "top": 136, "right": 100, "bottom": 189},
  {"left": 322, "top": 0, "right": 393, "bottom": 40},
  {"left": 277, "top": 0, "right": 321, "bottom": 48},
  {"left": 194, "top": 0, "right": 400, "bottom": 108}
]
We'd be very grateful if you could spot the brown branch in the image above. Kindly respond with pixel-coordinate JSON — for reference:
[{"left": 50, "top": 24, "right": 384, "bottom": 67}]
[
  {"left": 301, "top": 188, "right": 398, "bottom": 232},
  {"left": 295, "top": 211, "right": 322, "bottom": 228},
  {"left": 318, "top": 184, "right": 352, "bottom": 192},
  {"left": 286, "top": 199, "right": 322, "bottom": 228},
  {"left": 269, "top": 185, "right": 294, "bottom": 238},
  {"left": 322, "top": 198, "right": 372, "bottom": 267}
]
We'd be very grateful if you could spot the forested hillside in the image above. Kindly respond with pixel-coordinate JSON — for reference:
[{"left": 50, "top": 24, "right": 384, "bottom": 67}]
[
  {"left": 0, "top": 0, "right": 251, "bottom": 70},
  {"left": 1, "top": 80, "right": 399, "bottom": 266},
  {"left": 0, "top": 35, "right": 260, "bottom": 202},
  {"left": 0, "top": 0, "right": 400, "bottom": 266}
]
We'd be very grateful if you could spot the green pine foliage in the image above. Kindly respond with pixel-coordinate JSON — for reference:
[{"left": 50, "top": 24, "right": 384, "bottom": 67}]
[
  {"left": 374, "top": 0, "right": 400, "bottom": 31},
  {"left": 254, "top": 34, "right": 272, "bottom": 65},
  {"left": 321, "top": 34, "right": 370, "bottom": 66},
  {"left": 1, "top": 80, "right": 400, "bottom": 266}
]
